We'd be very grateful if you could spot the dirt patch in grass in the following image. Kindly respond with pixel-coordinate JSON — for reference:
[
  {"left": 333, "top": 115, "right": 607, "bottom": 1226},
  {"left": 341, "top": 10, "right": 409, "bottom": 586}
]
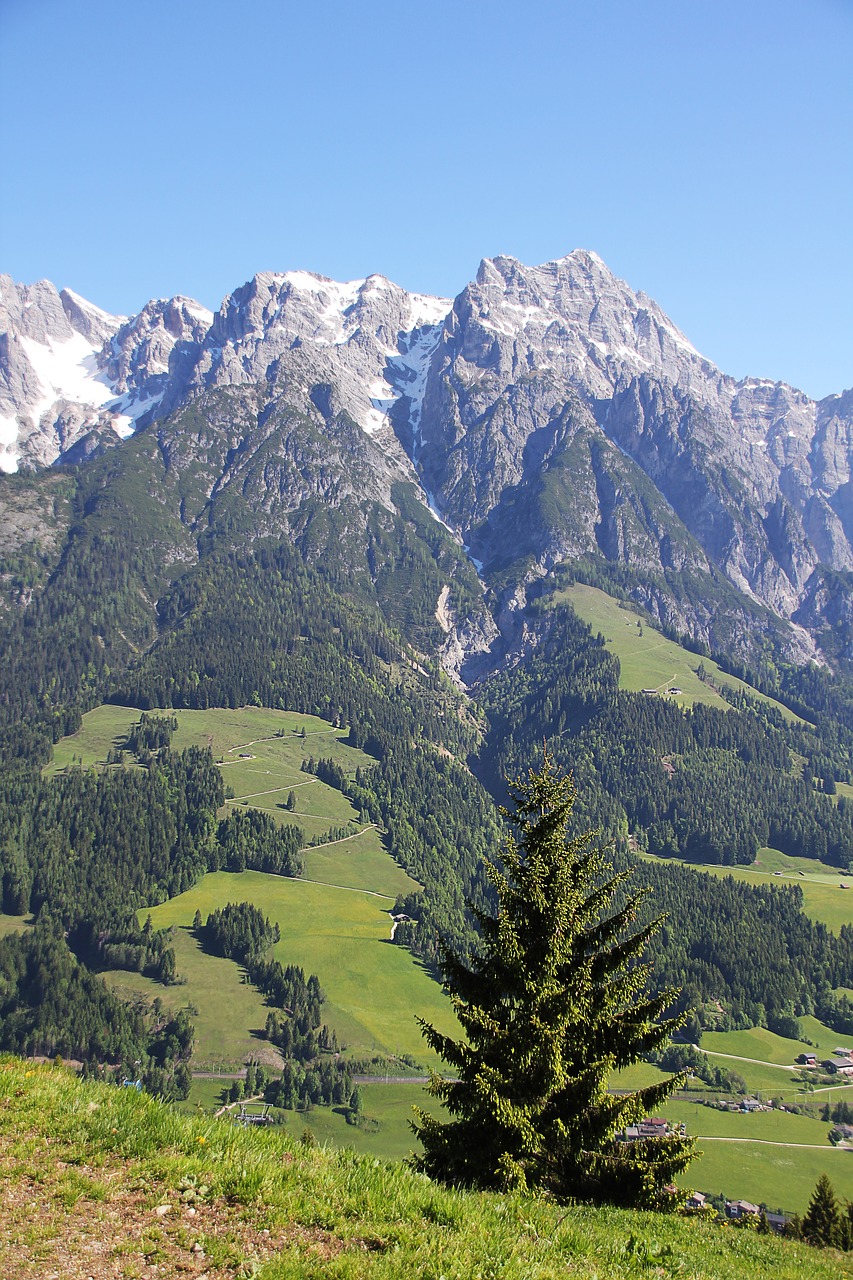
[{"left": 0, "top": 1155, "right": 345, "bottom": 1279}]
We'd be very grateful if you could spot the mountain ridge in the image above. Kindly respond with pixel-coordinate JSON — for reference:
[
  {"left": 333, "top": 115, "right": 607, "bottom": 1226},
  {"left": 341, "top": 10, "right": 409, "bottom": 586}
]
[{"left": 1, "top": 251, "right": 850, "bottom": 671}]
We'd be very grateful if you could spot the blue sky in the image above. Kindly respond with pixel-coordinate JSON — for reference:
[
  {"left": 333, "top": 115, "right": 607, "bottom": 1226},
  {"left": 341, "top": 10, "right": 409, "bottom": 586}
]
[{"left": 2, "top": 0, "right": 851, "bottom": 398}]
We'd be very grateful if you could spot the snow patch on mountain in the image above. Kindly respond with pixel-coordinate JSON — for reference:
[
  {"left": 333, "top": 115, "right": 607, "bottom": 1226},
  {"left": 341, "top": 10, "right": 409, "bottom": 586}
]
[{"left": 20, "top": 332, "right": 115, "bottom": 415}]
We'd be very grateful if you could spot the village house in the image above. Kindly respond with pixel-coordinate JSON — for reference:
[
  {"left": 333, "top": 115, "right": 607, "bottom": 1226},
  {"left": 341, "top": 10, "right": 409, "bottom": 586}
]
[{"left": 726, "top": 1200, "right": 760, "bottom": 1220}]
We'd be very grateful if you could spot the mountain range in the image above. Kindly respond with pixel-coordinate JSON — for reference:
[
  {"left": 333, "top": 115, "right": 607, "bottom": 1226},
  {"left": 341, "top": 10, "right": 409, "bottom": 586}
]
[{"left": 1, "top": 251, "right": 851, "bottom": 677}]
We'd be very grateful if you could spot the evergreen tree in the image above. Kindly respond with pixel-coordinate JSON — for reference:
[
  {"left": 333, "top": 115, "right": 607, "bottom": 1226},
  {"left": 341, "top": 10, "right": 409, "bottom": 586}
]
[
  {"left": 801, "top": 1174, "right": 842, "bottom": 1248},
  {"left": 413, "top": 751, "right": 694, "bottom": 1206}
]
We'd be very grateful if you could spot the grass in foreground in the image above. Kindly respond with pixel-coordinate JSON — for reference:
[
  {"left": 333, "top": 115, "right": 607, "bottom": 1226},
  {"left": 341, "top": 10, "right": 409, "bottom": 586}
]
[{"left": 2, "top": 1058, "right": 851, "bottom": 1280}]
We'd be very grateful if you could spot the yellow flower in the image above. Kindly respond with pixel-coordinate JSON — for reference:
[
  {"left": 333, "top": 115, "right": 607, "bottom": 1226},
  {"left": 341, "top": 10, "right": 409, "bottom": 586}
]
[{"left": 197, "top": 1136, "right": 206, "bottom": 1145}]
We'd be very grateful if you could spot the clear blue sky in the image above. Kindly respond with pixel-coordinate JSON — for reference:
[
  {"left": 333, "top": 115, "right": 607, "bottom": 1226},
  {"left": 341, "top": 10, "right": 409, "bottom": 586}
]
[{"left": 2, "top": 0, "right": 851, "bottom": 398}]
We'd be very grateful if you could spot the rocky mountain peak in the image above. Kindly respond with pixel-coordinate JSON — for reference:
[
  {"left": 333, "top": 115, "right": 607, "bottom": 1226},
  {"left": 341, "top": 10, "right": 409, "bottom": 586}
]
[
  {"left": 455, "top": 249, "right": 712, "bottom": 401},
  {"left": 170, "top": 269, "right": 450, "bottom": 445},
  {"left": 59, "top": 288, "right": 125, "bottom": 347},
  {"left": 0, "top": 275, "right": 214, "bottom": 471},
  {"left": 103, "top": 295, "right": 212, "bottom": 403}
]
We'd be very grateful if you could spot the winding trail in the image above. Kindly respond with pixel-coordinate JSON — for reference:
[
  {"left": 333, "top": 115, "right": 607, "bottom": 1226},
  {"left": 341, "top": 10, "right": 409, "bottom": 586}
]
[
  {"left": 307, "top": 825, "right": 378, "bottom": 850},
  {"left": 224, "top": 780, "right": 317, "bottom": 801},
  {"left": 696, "top": 1136, "right": 841, "bottom": 1150},
  {"left": 689, "top": 1044, "right": 798, "bottom": 1072}
]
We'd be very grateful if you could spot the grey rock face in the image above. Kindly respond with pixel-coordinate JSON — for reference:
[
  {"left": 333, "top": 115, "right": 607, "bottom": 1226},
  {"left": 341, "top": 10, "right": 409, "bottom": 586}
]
[
  {"left": 162, "top": 269, "right": 450, "bottom": 486},
  {"left": 412, "top": 251, "right": 852, "bottom": 647},
  {"left": 1, "top": 253, "right": 850, "bottom": 664}
]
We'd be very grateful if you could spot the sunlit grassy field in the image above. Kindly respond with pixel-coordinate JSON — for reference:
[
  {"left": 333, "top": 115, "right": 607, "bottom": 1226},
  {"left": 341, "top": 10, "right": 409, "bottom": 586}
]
[
  {"left": 302, "top": 831, "right": 418, "bottom": 897},
  {"left": 0, "top": 912, "right": 32, "bottom": 938},
  {"left": 46, "top": 703, "right": 380, "bottom": 844},
  {"left": 553, "top": 583, "right": 804, "bottom": 722},
  {"left": 52, "top": 705, "right": 429, "bottom": 1070},
  {"left": 140, "top": 870, "right": 455, "bottom": 1069},
  {"left": 700, "top": 1022, "right": 851, "bottom": 1067},
  {"left": 188, "top": 1070, "right": 853, "bottom": 1213},
  {"left": 103, "top": 924, "right": 282, "bottom": 1070}
]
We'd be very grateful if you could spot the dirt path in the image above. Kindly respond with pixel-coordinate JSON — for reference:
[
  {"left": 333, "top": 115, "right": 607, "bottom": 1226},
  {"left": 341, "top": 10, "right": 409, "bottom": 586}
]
[
  {"left": 293, "top": 871, "right": 391, "bottom": 901},
  {"left": 226, "top": 730, "right": 344, "bottom": 755},
  {"left": 689, "top": 1044, "right": 798, "bottom": 1071},
  {"left": 224, "top": 779, "right": 317, "bottom": 801},
  {"left": 307, "top": 825, "right": 377, "bottom": 850},
  {"left": 213, "top": 1091, "right": 264, "bottom": 1119},
  {"left": 696, "top": 1136, "right": 838, "bottom": 1150}
]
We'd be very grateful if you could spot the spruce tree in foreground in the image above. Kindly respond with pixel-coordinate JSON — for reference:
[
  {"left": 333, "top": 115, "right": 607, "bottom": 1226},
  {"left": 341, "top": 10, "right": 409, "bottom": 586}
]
[{"left": 412, "top": 751, "right": 695, "bottom": 1206}]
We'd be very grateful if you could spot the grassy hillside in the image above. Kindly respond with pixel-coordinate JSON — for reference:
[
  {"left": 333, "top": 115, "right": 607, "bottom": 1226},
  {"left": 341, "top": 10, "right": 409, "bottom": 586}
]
[
  {"left": 58, "top": 705, "right": 433, "bottom": 1070},
  {"left": 554, "top": 583, "right": 803, "bottom": 721},
  {"left": 201, "top": 1073, "right": 853, "bottom": 1214},
  {"left": 46, "top": 704, "right": 379, "bottom": 838},
  {"left": 141, "top": 871, "right": 454, "bottom": 1067},
  {"left": 2, "top": 1058, "right": 851, "bottom": 1280}
]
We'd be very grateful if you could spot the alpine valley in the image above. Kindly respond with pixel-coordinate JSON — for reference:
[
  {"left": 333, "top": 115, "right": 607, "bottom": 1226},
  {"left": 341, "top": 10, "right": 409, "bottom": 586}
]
[{"left": 1, "top": 252, "right": 853, "bottom": 1210}]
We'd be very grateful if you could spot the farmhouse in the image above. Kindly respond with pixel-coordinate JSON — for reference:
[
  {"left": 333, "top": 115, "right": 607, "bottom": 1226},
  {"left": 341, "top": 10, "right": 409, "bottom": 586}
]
[
  {"left": 823, "top": 1056, "right": 853, "bottom": 1075},
  {"left": 795, "top": 1052, "right": 818, "bottom": 1065},
  {"left": 618, "top": 1117, "right": 672, "bottom": 1142}
]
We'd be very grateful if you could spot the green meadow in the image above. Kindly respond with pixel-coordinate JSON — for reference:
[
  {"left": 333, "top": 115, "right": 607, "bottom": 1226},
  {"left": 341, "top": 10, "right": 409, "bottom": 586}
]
[
  {"left": 0, "top": 912, "right": 32, "bottom": 938},
  {"left": 42, "top": 700, "right": 853, "bottom": 1214},
  {"left": 553, "top": 583, "right": 803, "bottom": 721},
  {"left": 700, "top": 1022, "right": 849, "bottom": 1068},
  {"left": 661, "top": 1101, "right": 853, "bottom": 1209},
  {"left": 187, "top": 1071, "right": 853, "bottom": 1212},
  {"left": 46, "top": 703, "right": 383, "bottom": 846},
  {"left": 104, "top": 923, "right": 282, "bottom": 1070},
  {"left": 140, "top": 870, "right": 455, "bottom": 1070},
  {"left": 9, "top": 1059, "right": 852, "bottom": 1280},
  {"left": 53, "top": 704, "right": 433, "bottom": 1072},
  {"left": 226, "top": 1081, "right": 444, "bottom": 1164}
]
